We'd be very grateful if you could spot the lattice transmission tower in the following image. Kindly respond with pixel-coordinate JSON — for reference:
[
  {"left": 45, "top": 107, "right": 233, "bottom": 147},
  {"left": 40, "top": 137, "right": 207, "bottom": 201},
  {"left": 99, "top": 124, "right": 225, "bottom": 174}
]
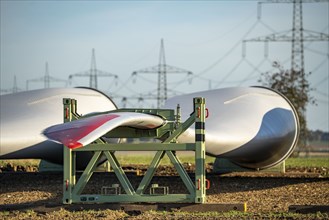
[
  {"left": 26, "top": 62, "right": 67, "bottom": 90},
  {"left": 69, "top": 48, "right": 118, "bottom": 89},
  {"left": 132, "top": 39, "right": 193, "bottom": 108},
  {"left": 244, "top": 0, "right": 329, "bottom": 72},
  {"left": 1, "top": 75, "right": 23, "bottom": 94}
]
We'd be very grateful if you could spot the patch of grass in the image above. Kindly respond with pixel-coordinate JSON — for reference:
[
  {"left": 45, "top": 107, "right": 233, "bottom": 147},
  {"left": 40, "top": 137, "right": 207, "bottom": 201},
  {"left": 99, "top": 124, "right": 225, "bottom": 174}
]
[
  {"left": 286, "top": 157, "right": 329, "bottom": 168},
  {"left": 0, "top": 154, "right": 215, "bottom": 168},
  {"left": 0, "top": 211, "right": 10, "bottom": 216},
  {"left": 0, "top": 159, "right": 40, "bottom": 167},
  {"left": 1, "top": 156, "right": 327, "bottom": 170},
  {"left": 115, "top": 153, "right": 215, "bottom": 165}
]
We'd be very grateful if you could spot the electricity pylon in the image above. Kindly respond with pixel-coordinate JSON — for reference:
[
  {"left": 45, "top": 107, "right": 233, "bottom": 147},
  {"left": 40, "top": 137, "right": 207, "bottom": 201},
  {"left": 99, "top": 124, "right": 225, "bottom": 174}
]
[
  {"left": 1, "top": 75, "right": 23, "bottom": 94},
  {"left": 69, "top": 48, "right": 118, "bottom": 89},
  {"left": 132, "top": 39, "right": 193, "bottom": 108},
  {"left": 244, "top": 0, "right": 329, "bottom": 72},
  {"left": 26, "top": 62, "right": 67, "bottom": 90}
]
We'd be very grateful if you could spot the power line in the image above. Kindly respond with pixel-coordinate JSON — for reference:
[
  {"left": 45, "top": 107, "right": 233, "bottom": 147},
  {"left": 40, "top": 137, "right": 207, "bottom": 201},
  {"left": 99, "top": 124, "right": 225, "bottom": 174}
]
[
  {"left": 196, "top": 20, "right": 261, "bottom": 77},
  {"left": 238, "top": 58, "right": 269, "bottom": 86},
  {"left": 214, "top": 58, "right": 245, "bottom": 88}
]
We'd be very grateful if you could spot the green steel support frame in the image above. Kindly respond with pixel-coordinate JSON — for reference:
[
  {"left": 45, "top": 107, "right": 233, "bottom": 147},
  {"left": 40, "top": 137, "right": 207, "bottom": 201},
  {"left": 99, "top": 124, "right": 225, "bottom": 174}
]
[{"left": 63, "top": 97, "right": 207, "bottom": 204}]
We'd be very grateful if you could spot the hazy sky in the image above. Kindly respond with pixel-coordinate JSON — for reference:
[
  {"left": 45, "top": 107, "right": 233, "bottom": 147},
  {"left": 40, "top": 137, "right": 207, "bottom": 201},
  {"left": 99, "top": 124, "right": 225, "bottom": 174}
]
[{"left": 1, "top": 1, "right": 328, "bottom": 131}]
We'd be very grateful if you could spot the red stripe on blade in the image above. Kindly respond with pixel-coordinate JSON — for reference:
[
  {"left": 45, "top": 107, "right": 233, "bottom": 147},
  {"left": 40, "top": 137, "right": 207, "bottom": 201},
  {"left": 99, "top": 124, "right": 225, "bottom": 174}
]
[
  {"left": 68, "top": 142, "right": 83, "bottom": 149},
  {"left": 46, "top": 114, "right": 120, "bottom": 149}
]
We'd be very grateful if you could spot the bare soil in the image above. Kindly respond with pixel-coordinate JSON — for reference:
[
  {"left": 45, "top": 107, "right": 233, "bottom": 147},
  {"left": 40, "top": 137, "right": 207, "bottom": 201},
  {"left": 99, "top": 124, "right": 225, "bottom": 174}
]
[{"left": 0, "top": 164, "right": 328, "bottom": 219}]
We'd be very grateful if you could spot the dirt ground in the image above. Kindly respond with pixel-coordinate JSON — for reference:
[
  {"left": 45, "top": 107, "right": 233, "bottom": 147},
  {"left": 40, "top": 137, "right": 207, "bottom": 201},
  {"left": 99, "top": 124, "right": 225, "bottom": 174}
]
[{"left": 0, "top": 165, "right": 328, "bottom": 219}]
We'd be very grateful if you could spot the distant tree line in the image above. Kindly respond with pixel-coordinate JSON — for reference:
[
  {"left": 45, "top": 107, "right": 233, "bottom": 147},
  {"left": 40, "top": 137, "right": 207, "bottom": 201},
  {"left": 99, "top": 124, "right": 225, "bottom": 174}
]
[{"left": 308, "top": 130, "right": 329, "bottom": 142}]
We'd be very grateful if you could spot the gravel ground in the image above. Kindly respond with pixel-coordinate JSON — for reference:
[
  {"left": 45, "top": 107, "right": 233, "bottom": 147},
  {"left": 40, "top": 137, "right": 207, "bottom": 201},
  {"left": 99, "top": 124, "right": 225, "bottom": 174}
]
[{"left": 0, "top": 166, "right": 328, "bottom": 219}]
